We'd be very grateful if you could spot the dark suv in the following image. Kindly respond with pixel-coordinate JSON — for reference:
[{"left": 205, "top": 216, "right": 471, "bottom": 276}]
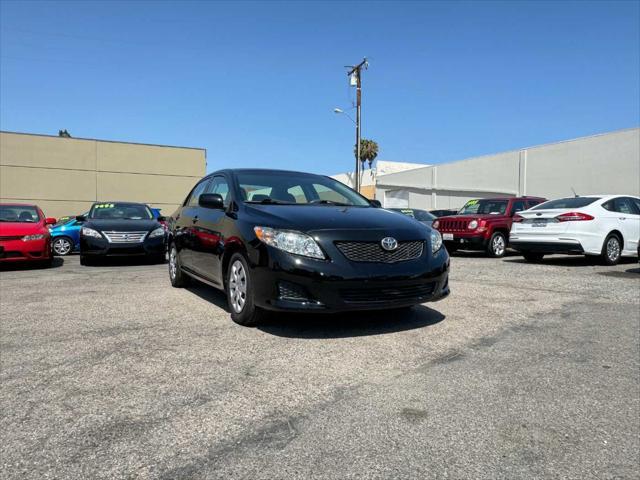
[
  {"left": 168, "top": 169, "right": 450, "bottom": 326},
  {"left": 433, "top": 196, "right": 546, "bottom": 257}
]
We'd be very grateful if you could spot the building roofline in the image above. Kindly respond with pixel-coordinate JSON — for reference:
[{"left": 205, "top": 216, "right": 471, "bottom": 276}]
[
  {"left": 378, "top": 126, "right": 640, "bottom": 177},
  {"left": 0, "top": 130, "right": 206, "bottom": 152}
]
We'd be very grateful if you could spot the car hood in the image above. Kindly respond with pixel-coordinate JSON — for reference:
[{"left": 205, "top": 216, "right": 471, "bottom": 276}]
[
  {"left": 0, "top": 222, "right": 46, "bottom": 236},
  {"left": 84, "top": 219, "right": 161, "bottom": 231},
  {"left": 244, "top": 204, "right": 430, "bottom": 234},
  {"left": 438, "top": 214, "right": 507, "bottom": 222}
]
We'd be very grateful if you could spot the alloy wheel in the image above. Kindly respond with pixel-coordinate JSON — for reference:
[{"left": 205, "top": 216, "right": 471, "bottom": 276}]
[
  {"left": 169, "top": 246, "right": 178, "bottom": 280},
  {"left": 492, "top": 235, "right": 506, "bottom": 256},
  {"left": 229, "top": 260, "right": 247, "bottom": 313},
  {"left": 53, "top": 238, "right": 72, "bottom": 256},
  {"left": 606, "top": 237, "right": 621, "bottom": 263}
]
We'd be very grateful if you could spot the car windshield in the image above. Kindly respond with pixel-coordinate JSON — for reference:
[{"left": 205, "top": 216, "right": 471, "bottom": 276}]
[
  {"left": 391, "top": 208, "right": 435, "bottom": 221},
  {"left": 237, "top": 171, "right": 371, "bottom": 207},
  {"left": 0, "top": 206, "right": 40, "bottom": 223},
  {"left": 88, "top": 203, "right": 153, "bottom": 220},
  {"left": 458, "top": 199, "right": 508, "bottom": 215},
  {"left": 532, "top": 197, "right": 600, "bottom": 210}
]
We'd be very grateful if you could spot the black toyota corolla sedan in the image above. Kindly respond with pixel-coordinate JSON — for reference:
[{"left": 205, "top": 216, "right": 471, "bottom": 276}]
[
  {"left": 168, "top": 169, "right": 450, "bottom": 326},
  {"left": 77, "top": 202, "right": 167, "bottom": 265}
]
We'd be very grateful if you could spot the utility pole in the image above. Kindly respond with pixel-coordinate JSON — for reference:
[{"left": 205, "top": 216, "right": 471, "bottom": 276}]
[{"left": 346, "top": 58, "right": 368, "bottom": 193}]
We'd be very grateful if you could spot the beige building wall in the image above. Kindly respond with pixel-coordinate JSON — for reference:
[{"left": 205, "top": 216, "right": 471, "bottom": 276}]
[{"left": 0, "top": 131, "right": 206, "bottom": 218}]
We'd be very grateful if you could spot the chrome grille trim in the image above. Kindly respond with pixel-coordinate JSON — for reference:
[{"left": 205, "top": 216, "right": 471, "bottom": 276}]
[
  {"left": 335, "top": 240, "right": 424, "bottom": 263},
  {"left": 102, "top": 231, "right": 147, "bottom": 243}
]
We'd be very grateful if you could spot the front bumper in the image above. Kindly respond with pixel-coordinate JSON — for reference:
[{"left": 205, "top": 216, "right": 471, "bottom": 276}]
[
  {"left": 442, "top": 234, "right": 487, "bottom": 250},
  {"left": 0, "top": 238, "right": 51, "bottom": 262},
  {"left": 80, "top": 234, "right": 165, "bottom": 257},
  {"left": 250, "top": 246, "right": 450, "bottom": 312}
]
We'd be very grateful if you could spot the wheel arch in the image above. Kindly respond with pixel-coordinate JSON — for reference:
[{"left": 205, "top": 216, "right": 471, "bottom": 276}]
[
  {"left": 221, "top": 241, "right": 248, "bottom": 287},
  {"left": 604, "top": 229, "right": 624, "bottom": 249}
]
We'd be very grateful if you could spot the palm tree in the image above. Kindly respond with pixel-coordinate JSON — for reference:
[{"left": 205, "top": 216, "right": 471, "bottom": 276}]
[{"left": 354, "top": 138, "right": 379, "bottom": 168}]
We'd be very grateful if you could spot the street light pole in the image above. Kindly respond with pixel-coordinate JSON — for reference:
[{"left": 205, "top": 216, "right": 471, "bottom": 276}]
[{"left": 347, "top": 58, "right": 367, "bottom": 193}]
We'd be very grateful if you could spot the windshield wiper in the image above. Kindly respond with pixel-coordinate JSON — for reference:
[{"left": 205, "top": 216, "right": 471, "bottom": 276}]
[
  {"left": 246, "top": 198, "right": 293, "bottom": 205},
  {"left": 309, "top": 199, "right": 350, "bottom": 206}
]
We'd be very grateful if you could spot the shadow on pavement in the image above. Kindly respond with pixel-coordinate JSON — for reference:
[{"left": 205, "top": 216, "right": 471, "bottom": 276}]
[
  {"left": 184, "top": 281, "right": 230, "bottom": 312},
  {"left": 258, "top": 305, "right": 446, "bottom": 339},
  {"left": 81, "top": 256, "right": 167, "bottom": 267},
  {"left": 504, "top": 255, "right": 637, "bottom": 268},
  {"left": 0, "top": 256, "right": 64, "bottom": 271}
]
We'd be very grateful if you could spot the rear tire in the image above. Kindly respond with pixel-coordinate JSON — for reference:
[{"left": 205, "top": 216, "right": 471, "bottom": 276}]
[
  {"left": 226, "top": 253, "right": 268, "bottom": 327},
  {"left": 523, "top": 252, "right": 544, "bottom": 263},
  {"left": 168, "top": 244, "right": 190, "bottom": 287},
  {"left": 487, "top": 232, "right": 507, "bottom": 258},
  {"left": 600, "top": 234, "right": 622, "bottom": 266}
]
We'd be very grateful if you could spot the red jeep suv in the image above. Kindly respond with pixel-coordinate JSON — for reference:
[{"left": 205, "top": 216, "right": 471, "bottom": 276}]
[{"left": 433, "top": 196, "right": 546, "bottom": 257}]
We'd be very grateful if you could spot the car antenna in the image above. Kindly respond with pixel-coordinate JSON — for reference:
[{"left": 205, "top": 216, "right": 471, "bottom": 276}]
[{"left": 571, "top": 187, "right": 579, "bottom": 198}]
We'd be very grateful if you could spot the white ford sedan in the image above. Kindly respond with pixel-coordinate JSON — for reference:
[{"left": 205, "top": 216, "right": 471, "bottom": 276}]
[{"left": 509, "top": 195, "right": 640, "bottom": 265}]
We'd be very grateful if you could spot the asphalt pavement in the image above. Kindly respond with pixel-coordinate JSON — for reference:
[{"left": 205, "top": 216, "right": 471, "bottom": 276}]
[{"left": 1, "top": 252, "right": 639, "bottom": 479}]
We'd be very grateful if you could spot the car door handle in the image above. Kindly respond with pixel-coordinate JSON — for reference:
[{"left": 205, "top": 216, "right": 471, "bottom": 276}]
[
  {"left": 619, "top": 217, "right": 626, "bottom": 220},
  {"left": 192, "top": 216, "right": 199, "bottom": 224}
]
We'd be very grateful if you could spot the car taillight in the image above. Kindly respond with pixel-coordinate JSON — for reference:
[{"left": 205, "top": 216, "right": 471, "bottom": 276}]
[
  {"left": 555, "top": 212, "right": 594, "bottom": 222},
  {"left": 512, "top": 214, "right": 524, "bottom": 223}
]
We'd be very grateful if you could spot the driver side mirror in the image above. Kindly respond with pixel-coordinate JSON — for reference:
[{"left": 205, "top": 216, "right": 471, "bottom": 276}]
[
  {"left": 76, "top": 215, "right": 87, "bottom": 222},
  {"left": 369, "top": 199, "right": 382, "bottom": 208},
  {"left": 199, "top": 193, "right": 225, "bottom": 210},
  {"left": 45, "top": 217, "right": 57, "bottom": 225}
]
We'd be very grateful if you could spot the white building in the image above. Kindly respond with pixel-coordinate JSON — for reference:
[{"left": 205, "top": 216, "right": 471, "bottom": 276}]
[
  {"left": 331, "top": 160, "right": 427, "bottom": 199},
  {"left": 375, "top": 128, "right": 640, "bottom": 209}
]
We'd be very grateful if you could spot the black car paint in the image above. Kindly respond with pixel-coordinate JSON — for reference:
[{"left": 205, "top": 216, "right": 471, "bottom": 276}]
[
  {"left": 170, "top": 169, "right": 450, "bottom": 312},
  {"left": 80, "top": 218, "right": 166, "bottom": 257}
]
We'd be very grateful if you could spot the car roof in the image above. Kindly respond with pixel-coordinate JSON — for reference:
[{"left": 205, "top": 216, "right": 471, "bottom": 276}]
[
  {"left": 210, "top": 168, "right": 327, "bottom": 177},
  {"left": 0, "top": 203, "right": 39, "bottom": 207}
]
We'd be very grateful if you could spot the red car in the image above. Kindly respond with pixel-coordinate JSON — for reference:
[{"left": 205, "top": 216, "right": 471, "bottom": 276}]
[
  {"left": 433, "top": 196, "right": 546, "bottom": 257},
  {"left": 0, "top": 203, "right": 57, "bottom": 266}
]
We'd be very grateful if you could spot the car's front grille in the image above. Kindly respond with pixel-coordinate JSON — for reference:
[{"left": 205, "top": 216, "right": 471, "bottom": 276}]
[
  {"left": 102, "top": 231, "right": 147, "bottom": 243},
  {"left": 340, "top": 283, "right": 435, "bottom": 305},
  {"left": 0, "top": 236, "right": 23, "bottom": 241},
  {"left": 438, "top": 219, "right": 469, "bottom": 231},
  {"left": 335, "top": 241, "right": 423, "bottom": 263}
]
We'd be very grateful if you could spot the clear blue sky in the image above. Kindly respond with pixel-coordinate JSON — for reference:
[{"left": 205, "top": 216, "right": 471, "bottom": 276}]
[{"left": 1, "top": 1, "right": 638, "bottom": 175}]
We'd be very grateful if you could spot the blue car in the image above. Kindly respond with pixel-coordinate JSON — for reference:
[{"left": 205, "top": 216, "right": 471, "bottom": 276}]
[{"left": 50, "top": 214, "right": 86, "bottom": 256}]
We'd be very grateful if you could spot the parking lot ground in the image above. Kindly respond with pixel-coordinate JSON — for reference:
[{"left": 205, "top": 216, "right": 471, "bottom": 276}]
[{"left": 1, "top": 253, "right": 639, "bottom": 479}]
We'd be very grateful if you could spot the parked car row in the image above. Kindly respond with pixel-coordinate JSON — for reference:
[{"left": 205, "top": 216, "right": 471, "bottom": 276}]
[
  {"left": 421, "top": 194, "right": 640, "bottom": 266},
  {"left": 0, "top": 202, "right": 168, "bottom": 265},
  {"left": 2, "top": 169, "right": 638, "bottom": 328}
]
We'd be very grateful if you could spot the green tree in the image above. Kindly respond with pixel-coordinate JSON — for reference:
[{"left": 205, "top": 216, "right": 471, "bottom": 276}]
[{"left": 354, "top": 138, "right": 379, "bottom": 168}]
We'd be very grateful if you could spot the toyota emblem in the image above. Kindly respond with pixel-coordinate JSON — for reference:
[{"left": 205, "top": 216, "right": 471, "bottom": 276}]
[{"left": 381, "top": 237, "right": 398, "bottom": 251}]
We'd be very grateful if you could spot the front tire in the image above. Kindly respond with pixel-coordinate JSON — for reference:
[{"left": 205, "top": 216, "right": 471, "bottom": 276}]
[
  {"left": 487, "top": 232, "right": 507, "bottom": 258},
  {"left": 52, "top": 236, "right": 74, "bottom": 256},
  {"left": 226, "top": 253, "right": 268, "bottom": 327},
  {"left": 600, "top": 234, "right": 622, "bottom": 266},
  {"left": 168, "top": 244, "right": 190, "bottom": 287}
]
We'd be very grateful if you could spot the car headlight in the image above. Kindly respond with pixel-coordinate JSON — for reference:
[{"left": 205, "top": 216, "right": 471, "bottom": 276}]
[
  {"left": 468, "top": 220, "right": 478, "bottom": 229},
  {"left": 81, "top": 227, "right": 102, "bottom": 238},
  {"left": 148, "top": 227, "right": 165, "bottom": 238},
  {"left": 431, "top": 229, "right": 443, "bottom": 253},
  {"left": 254, "top": 226, "right": 325, "bottom": 259},
  {"left": 22, "top": 234, "right": 45, "bottom": 242},
  {"left": 432, "top": 220, "right": 439, "bottom": 229}
]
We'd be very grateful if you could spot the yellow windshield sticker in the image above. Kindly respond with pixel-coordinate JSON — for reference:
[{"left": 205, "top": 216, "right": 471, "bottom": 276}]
[
  {"left": 465, "top": 199, "right": 479, "bottom": 206},
  {"left": 94, "top": 203, "right": 114, "bottom": 209}
]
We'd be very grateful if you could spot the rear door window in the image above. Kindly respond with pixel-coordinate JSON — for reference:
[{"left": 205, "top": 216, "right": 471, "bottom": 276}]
[{"left": 510, "top": 200, "right": 526, "bottom": 215}]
